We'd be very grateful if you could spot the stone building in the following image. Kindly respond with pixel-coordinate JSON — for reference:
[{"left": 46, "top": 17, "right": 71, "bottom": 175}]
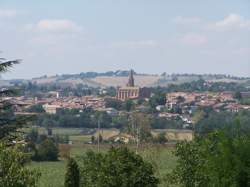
[{"left": 116, "top": 70, "right": 151, "bottom": 100}]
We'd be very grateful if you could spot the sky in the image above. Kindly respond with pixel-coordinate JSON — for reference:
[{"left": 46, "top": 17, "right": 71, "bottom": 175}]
[{"left": 0, "top": 0, "right": 250, "bottom": 79}]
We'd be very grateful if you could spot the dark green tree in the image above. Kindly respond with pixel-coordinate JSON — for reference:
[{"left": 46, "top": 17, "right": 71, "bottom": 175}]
[
  {"left": 34, "top": 138, "right": 58, "bottom": 161},
  {"left": 122, "top": 99, "right": 134, "bottom": 112},
  {"left": 65, "top": 158, "right": 80, "bottom": 187},
  {"left": 167, "top": 129, "right": 250, "bottom": 187},
  {"left": 79, "top": 147, "right": 158, "bottom": 187},
  {"left": 0, "top": 143, "right": 40, "bottom": 187}
]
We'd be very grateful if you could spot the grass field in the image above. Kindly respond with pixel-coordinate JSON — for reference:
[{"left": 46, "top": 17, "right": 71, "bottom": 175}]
[{"left": 28, "top": 144, "right": 177, "bottom": 187}]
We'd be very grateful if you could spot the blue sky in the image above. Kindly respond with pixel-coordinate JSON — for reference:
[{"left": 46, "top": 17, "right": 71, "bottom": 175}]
[{"left": 0, "top": 0, "right": 250, "bottom": 79}]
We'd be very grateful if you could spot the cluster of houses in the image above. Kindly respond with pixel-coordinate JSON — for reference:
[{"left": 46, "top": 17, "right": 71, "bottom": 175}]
[
  {"left": 1, "top": 95, "right": 106, "bottom": 114},
  {"left": 165, "top": 91, "right": 250, "bottom": 113}
]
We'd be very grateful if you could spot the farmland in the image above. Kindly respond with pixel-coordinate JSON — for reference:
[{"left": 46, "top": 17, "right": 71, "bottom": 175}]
[{"left": 28, "top": 144, "right": 177, "bottom": 187}]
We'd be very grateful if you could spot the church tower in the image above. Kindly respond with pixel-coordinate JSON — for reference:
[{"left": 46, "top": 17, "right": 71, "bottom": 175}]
[{"left": 127, "top": 69, "right": 135, "bottom": 87}]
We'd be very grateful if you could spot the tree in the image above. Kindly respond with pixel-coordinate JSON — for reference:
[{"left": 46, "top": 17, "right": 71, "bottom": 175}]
[
  {"left": 153, "top": 132, "right": 168, "bottom": 144},
  {"left": 0, "top": 143, "right": 40, "bottom": 187},
  {"left": 34, "top": 138, "right": 58, "bottom": 161},
  {"left": 167, "top": 129, "right": 250, "bottom": 187},
  {"left": 122, "top": 99, "right": 134, "bottom": 112},
  {"left": 25, "top": 128, "right": 39, "bottom": 142},
  {"left": 234, "top": 91, "right": 242, "bottom": 100},
  {"left": 149, "top": 92, "right": 166, "bottom": 109},
  {"left": 105, "top": 98, "right": 122, "bottom": 110},
  {"left": 25, "top": 104, "right": 45, "bottom": 113},
  {"left": 0, "top": 57, "right": 21, "bottom": 143},
  {"left": 78, "top": 147, "right": 158, "bottom": 187},
  {"left": 128, "top": 113, "right": 153, "bottom": 143},
  {"left": 0, "top": 56, "right": 40, "bottom": 186},
  {"left": 65, "top": 158, "right": 80, "bottom": 187}
]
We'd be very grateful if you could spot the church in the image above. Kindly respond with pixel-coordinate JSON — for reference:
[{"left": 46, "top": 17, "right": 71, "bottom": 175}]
[{"left": 116, "top": 70, "right": 151, "bottom": 101}]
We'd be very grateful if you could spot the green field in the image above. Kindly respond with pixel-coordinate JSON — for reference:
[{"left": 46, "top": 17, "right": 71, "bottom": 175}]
[{"left": 28, "top": 144, "right": 177, "bottom": 187}]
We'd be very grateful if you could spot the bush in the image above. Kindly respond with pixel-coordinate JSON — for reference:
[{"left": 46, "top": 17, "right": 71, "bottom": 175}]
[
  {"left": 0, "top": 143, "right": 40, "bottom": 187},
  {"left": 167, "top": 129, "right": 250, "bottom": 186},
  {"left": 78, "top": 146, "right": 158, "bottom": 187},
  {"left": 65, "top": 158, "right": 80, "bottom": 187},
  {"left": 33, "top": 138, "right": 59, "bottom": 161}
]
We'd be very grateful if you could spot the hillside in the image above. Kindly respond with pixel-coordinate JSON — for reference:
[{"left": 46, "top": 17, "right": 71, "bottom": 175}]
[{"left": 2, "top": 71, "right": 250, "bottom": 88}]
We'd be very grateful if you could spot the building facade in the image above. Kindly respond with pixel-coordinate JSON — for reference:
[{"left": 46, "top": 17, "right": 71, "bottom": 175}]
[{"left": 116, "top": 70, "right": 151, "bottom": 100}]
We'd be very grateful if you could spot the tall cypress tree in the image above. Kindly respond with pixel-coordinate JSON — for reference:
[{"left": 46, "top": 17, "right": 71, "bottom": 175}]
[
  {"left": 0, "top": 57, "right": 24, "bottom": 143},
  {"left": 65, "top": 158, "right": 80, "bottom": 187}
]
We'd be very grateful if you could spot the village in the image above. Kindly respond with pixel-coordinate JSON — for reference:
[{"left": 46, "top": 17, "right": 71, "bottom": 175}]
[{"left": 2, "top": 70, "right": 250, "bottom": 135}]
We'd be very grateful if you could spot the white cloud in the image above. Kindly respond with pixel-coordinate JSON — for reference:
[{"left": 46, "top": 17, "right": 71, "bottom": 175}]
[
  {"left": 37, "top": 19, "right": 82, "bottom": 32},
  {"left": 208, "top": 14, "right": 250, "bottom": 30},
  {"left": 172, "top": 16, "right": 201, "bottom": 24},
  {"left": 0, "top": 9, "right": 17, "bottom": 18},
  {"left": 26, "top": 19, "right": 83, "bottom": 33},
  {"left": 110, "top": 40, "right": 158, "bottom": 49},
  {"left": 180, "top": 33, "right": 208, "bottom": 45}
]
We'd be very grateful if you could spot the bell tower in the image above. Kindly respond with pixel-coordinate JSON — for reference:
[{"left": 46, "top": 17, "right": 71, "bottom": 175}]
[{"left": 127, "top": 69, "right": 135, "bottom": 87}]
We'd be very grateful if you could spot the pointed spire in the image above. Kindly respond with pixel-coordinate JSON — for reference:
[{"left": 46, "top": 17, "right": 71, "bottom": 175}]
[{"left": 127, "top": 69, "right": 135, "bottom": 87}]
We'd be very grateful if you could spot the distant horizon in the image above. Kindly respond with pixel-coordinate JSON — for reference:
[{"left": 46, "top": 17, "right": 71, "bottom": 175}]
[{"left": 2, "top": 69, "right": 250, "bottom": 80}]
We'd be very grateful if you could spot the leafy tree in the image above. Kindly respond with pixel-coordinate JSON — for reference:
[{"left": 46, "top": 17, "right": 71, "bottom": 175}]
[
  {"left": 65, "top": 158, "right": 80, "bottom": 187},
  {"left": 167, "top": 129, "right": 250, "bottom": 187},
  {"left": 78, "top": 147, "right": 158, "bottom": 187},
  {"left": 105, "top": 98, "right": 122, "bottom": 110},
  {"left": 153, "top": 132, "right": 168, "bottom": 144},
  {"left": 0, "top": 143, "right": 40, "bottom": 187},
  {"left": 25, "top": 104, "right": 45, "bottom": 113},
  {"left": 234, "top": 91, "right": 242, "bottom": 100},
  {"left": 149, "top": 92, "right": 166, "bottom": 109},
  {"left": 34, "top": 138, "right": 58, "bottom": 161},
  {"left": 122, "top": 99, "right": 134, "bottom": 112},
  {"left": 128, "top": 113, "right": 153, "bottom": 143},
  {"left": 25, "top": 128, "right": 39, "bottom": 142}
]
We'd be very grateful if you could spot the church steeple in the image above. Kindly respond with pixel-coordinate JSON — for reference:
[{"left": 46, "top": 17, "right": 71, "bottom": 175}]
[{"left": 127, "top": 69, "right": 135, "bottom": 87}]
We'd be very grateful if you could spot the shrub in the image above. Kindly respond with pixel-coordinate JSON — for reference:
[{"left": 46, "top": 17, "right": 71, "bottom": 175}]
[
  {"left": 0, "top": 143, "right": 40, "bottom": 187},
  {"left": 78, "top": 146, "right": 158, "bottom": 187},
  {"left": 33, "top": 138, "right": 59, "bottom": 161},
  {"left": 65, "top": 158, "right": 80, "bottom": 187}
]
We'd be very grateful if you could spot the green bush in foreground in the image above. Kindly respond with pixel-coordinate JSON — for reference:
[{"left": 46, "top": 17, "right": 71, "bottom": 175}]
[
  {"left": 33, "top": 138, "right": 59, "bottom": 161},
  {"left": 78, "top": 146, "right": 159, "bottom": 187},
  {"left": 0, "top": 143, "right": 40, "bottom": 187},
  {"left": 167, "top": 129, "right": 250, "bottom": 187},
  {"left": 65, "top": 158, "right": 80, "bottom": 187}
]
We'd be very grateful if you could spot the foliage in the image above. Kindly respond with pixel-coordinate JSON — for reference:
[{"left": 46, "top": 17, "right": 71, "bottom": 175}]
[
  {"left": 33, "top": 138, "right": 59, "bottom": 161},
  {"left": 153, "top": 132, "right": 168, "bottom": 144},
  {"left": 123, "top": 99, "right": 134, "bottom": 112},
  {"left": 149, "top": 92, "right": 166, "bottom": 109},
  {"left": 0, "top": 143, "right": 40, "bottom": 187},
  {"left": 105, "top": 98, "right": 123, "bottom": 110},
  {"left": 195, "top": 110, "right": 250, "bottom": 135},
  {"left": 25, "top": 104, "right": 45, "bottom": 113},
  {"left": 127, "top": 113, "right": 153, "bottom": 142},
  {"left": 167, "top": 129, "right": 250, "bottom": 187},
  {"left": 65, "top": 158, "right": 80, "bottom": 187},
  {"left": 78, "top": 146, "right": 159, "bottom": 187},
  {"left": 234, "top": 91, "right": 242, "bottom": 100}
]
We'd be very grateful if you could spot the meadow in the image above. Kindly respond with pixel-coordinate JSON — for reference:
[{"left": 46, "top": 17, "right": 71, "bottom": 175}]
[
  {"left": 25, "top": 127, "right": 178, "bottom": 186},
  {"left": 28, "top": 144, "right": 177, "bottom": 187}
]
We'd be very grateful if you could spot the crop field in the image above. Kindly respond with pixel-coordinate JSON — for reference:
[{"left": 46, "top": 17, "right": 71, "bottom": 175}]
[{"left": 27, "top": 144, "right": 177, "bottom": 187}]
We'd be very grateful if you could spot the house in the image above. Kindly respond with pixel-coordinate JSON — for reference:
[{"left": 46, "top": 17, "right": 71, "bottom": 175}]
[{"left": 43, "top": 104, "right": 61, "bottom": 114}]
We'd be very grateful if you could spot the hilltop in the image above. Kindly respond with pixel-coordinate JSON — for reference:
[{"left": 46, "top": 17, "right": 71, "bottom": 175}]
[{"left": 3, "top": 70, "right": 250, "bottom": 88}]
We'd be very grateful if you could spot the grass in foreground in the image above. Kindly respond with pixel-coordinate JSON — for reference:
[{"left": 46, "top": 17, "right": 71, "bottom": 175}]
[{"left": 28, "top": 144, "right": 176, "bottom": 187}]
